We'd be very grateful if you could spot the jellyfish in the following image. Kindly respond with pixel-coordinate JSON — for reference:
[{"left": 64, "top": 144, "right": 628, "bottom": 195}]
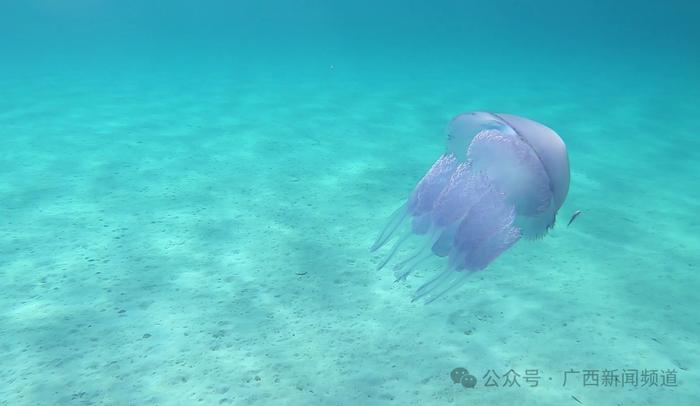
[{"left": 371, "top": 112, "right": 570, "bottom": 303}]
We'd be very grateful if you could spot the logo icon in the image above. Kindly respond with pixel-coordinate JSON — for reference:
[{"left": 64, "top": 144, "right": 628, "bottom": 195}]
[{"left": 451, "top": 367, "right": 477, "bottom": 388}]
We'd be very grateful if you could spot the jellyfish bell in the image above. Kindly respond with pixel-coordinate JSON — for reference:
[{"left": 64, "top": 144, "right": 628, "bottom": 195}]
[
  {"left": 371, "top": 111, "right": 570, "bottom": 303},
  {"left": 447, "top": 112, "right": 569, "bottom": 212}
]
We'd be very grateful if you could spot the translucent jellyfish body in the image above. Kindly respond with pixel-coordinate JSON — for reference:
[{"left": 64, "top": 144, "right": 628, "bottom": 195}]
[{"left": 371, "top": 112, "right": 570, "bottom": 303}]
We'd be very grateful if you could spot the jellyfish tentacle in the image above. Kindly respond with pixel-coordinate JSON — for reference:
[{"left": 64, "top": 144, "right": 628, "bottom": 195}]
[
  {"left": 411, "top": 267, "right": 453, "bottom": 302},
  {"left": 375, "top": 229, "right": 412, "bottom": 271},
  {"left": 412, "top": 267, "right": 471, "bottom": 303},
  {"left": 463, "top": 224, "right": 521, "bottom": 270},
  {"left": 407, "top": 153, "right": 459, "bottom": 216},
  {"left": 423, "top": 272, "right": 471, "bottom": 304},
  {"left": 370, "top": 202, "right": 409, "bottom": 252},
  {"left": 432, "top": 162, "right": 486, "bottom": 228},
  {"left": 391, "top": 228, "right": 440, "bottom": 275},
  {"left": 394, "top": 252, "right": 432, "bottom": 282},
  {"left": 394, "top": 228, "right": 439, "bottom": 268},
  {"left": 452, "top": 188, "right": 521, "bottom": 271}
]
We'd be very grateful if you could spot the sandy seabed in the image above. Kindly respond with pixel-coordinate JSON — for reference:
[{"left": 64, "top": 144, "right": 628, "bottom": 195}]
[{"left": 1, "top": 64, "right": 698, "bottom": 405}]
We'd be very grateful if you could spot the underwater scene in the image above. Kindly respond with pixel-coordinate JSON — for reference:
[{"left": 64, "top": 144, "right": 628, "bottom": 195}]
[{"left": 1, "top": 1, "right": 698, "bottom": 405}]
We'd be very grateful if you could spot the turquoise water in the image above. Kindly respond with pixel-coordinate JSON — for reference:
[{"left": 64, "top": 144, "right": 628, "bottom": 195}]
[{"left": 1, "top": 1, "right": 699, "bottom": 405}]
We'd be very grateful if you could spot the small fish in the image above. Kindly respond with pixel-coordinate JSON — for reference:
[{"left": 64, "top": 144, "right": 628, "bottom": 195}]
[{"left": 567, "top": 210, "right": 583, "bottom": 227}]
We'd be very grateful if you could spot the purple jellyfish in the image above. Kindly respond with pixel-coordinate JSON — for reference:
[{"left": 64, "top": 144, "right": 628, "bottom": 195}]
[{"left": 371, "top": 112, "right": 570, "bottom": 303}]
